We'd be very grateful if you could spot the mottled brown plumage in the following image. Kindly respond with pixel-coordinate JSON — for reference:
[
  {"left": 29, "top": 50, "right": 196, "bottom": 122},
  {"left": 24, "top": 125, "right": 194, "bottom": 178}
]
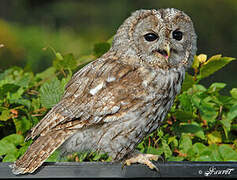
[{"left": 10, "top": 8, "right": 197, "bottom": 174}]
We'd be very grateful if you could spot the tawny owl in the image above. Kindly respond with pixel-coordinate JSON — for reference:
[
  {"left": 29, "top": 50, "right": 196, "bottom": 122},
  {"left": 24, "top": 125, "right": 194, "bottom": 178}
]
[{"left": 10, "top": 8, "right": 197, "bottom": 174}]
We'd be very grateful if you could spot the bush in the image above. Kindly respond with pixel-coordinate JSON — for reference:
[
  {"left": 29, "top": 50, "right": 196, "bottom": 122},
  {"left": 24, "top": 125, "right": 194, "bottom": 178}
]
[{"left": 0, "top": 41, "right": 236, "bottom": 163}]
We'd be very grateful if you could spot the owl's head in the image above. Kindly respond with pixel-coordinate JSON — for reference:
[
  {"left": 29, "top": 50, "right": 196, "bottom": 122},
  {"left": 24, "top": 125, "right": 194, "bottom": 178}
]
[{"left": 112, "top": 8, "right": 197, "bottom": 68}]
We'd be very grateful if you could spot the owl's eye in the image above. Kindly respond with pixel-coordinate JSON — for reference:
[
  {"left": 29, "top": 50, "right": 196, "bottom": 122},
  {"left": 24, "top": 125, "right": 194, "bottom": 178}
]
[
  {"left": 172, "top": 30, "right": 183, "bottom": 41},
  {"left": 144, "top": 33, "right": 158, "bottom": 42}
]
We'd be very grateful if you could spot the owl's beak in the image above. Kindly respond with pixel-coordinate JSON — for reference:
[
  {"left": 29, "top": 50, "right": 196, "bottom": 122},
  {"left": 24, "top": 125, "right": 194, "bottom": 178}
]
[
  {"left": 165, "top": 45, "right": 171, "bottom": 59},
  {"left": 156, "top": 44, "right": 170, "bottom": 62}
]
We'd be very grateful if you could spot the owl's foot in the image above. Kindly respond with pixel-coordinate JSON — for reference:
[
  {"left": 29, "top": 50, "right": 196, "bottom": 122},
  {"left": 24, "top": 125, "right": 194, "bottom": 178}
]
[{"left": 124, "top": 153, "right": 159, "bottom": 171}]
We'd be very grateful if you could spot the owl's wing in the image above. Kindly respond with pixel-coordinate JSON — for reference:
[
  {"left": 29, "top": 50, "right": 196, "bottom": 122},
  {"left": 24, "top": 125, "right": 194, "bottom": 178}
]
[
  {"left": 12, "top": 57, "right": 145, "bottom": 174},
  {"left": 26, "top": 57, "right": 145, "bottom": 140}
]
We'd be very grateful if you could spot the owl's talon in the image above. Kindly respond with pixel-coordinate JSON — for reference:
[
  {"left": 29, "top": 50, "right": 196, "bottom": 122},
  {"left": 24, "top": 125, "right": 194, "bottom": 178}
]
[
  {"left": 121, "top": 161, "right": 126, "bottom": 169},
  {"left": 124, "top": 154, "right": 159, "bottom": 171}
]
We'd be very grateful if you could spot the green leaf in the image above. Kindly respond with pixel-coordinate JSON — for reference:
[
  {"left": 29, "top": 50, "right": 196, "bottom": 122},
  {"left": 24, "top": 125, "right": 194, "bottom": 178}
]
[
  {"left": 0, "top": 140, "right": 17, "bottom": 156},
  {"left": 195, "top": 155, "right": 212, "bottom": 161},
  {"left": 191, "top": 94, "right": 201, "bottom": 108},
  {"left": 0, "top": 67, "right": 22, "bottom": 83},
  {"left": 46, "top": 150, "right": 60, "bottom": 162},
  {"left": 227, "top": 104, "right": 237, "bottom": 120},
  {"left": 168, "top": 136, "right": 178, "bottom": 147},
  {"left": 53, "top": 53, "right": 77, "bottom": 71},
  {"left": 220, "top": 117, "right": 232, "bottom": 138},
  {"left": 31, "top": 98, "right": 41, "bottom": 111},
  {"left": 16, "top": 73, "right": 33, "bottom": 87},
  {"left": 178, "top": 92, "right": 193, "bottom": 112},
  {"left": 3, "top": 152, "right": 17, "bottom": 162},
  {"left": 93, "top": 42, "right": 111, "bottom": 58},
  {"left": 10, "top": 98, "right": 31, "bottom": 109},
  {"left": 220, "top": 104, "right": 237, "bottom": 138},
  {"left": 193, "top": 145, "right": 213, "bottom": 161},
  {"left": 17, "top": 140, "right": 32, "bottom": 158},
  {"left": 198, "top": 55, "right": 235, "bottom": 80},
  {"left": 162, "top": 139, "right": 172, "bottom": 158},
  {"left": 56, "top": 52, "right": 63, "bottom": 60},
  {"left": 179, "top": 133, "right": 192, "bottom": 154},
  {"left": 209, "top": 144, "right": 222, "bottom": 161},
  {"left": 207, "top": 131, "right": 222, "bottom": 144},
  {"left": 192, "top": 84, "right": 207, "bottom": 93},
  {"left": 176, "top": 123, "right": 205, "bottom": 140},
  {"left": 92, "top": 153, "right": 103, "bottom": 161},
  {"left": 105, "top": 156, "right": 112, "bottom": 162},
  {"left": 230, "top": 88, "right": 237, "bottom": 99},
  {"left": 39, "top": 77, "right": 64, "bottom": 108},
  {"left": 157, "top": 129, "right": 164, "bottom": 137},
  {"left": 181, "top": 73, "right": 195, "bottom": 91},
  {"left": 173, "top": 110, "right": 194, "bottom": 122},
  {"left": 208, "top": 82, "right": 226, "bottom": 93},
  {"left": 137, "top": 142, "right": 144, "bottom": 152},
  {"left": 91, "top": 152, "right": 108, "bottom": 161},
  {"left": 199, "top": 100, "right": 218, "bottom": 123},
  {"left": 0, "top": 110, "right": 11, "bottom": 121},
  {"left": 0, "top": 83, "right": 20, "bottom": 96},
  {"left": 35, "top": 67, "right": 56, "bottom": 80},
  {"left": 219, "top": 144, "right": 237, "bottom": 161},
  {"left": 9, "top": 87, "right": 25, "bottom": 100},
  {"left": 146, "top": 146, "right": 163, "bottom": 156},
  {"left": 13, "top": 116, "right": 32, "bottom": 134},
  {"left": 192, "top": 143, "right": 207, "bottom": 156},
  {"left": 79, "top": 152, "right": 88, "bottom": 162},
  {"left": 1, "top": 134, "right": 24, "bottom": 146},
  {"left": 217, "top": 95, "right": 233, "bottom": 106},
  {"left": 192, "top": 55, "right": 200, "bottom": 69},
  {"left": 61, "top": 75, "right": 72, "bottom": 90},
  {"left": 63, "top": 53, "right": 77, "bottom": 70},
  {"left": 167, "top": 156, "right": 184, "bottom": 161}
]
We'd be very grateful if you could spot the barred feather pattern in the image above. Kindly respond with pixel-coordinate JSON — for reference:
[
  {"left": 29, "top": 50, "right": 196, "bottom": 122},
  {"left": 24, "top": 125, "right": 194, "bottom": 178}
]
[{"left": 10, "top": 129, "right": 76, "bottom": 174}]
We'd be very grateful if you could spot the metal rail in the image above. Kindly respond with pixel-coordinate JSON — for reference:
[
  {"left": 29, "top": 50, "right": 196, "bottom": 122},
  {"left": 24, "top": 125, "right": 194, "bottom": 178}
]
[{"left": 0, "top": 161, "right": 237, "bottom": 178}]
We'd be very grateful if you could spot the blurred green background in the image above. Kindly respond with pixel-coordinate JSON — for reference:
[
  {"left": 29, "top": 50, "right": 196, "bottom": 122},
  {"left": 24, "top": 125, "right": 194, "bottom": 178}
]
[{"left": 0, "top": 0, "right": 236, "bottom": 91}]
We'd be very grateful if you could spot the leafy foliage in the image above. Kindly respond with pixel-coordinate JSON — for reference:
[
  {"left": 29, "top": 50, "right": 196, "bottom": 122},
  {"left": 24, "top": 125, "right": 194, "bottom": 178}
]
[
  {"left": 138, "top": 54, "right": 237, "bottom": 162},
  {"left": 0, "top": 42, "right": 236, "bottom": 163}
]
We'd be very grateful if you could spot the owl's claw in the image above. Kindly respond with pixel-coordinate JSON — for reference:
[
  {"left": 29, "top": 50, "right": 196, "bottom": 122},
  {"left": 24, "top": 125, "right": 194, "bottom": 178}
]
[{"left": 124, "top": 154, "right": 159, "bottom": 171}]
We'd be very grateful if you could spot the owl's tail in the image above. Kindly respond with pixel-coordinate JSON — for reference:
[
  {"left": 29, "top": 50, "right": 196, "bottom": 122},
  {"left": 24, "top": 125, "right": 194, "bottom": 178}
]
[{"left": 10, "top": 129, "right": 74, "bottom": 175}]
